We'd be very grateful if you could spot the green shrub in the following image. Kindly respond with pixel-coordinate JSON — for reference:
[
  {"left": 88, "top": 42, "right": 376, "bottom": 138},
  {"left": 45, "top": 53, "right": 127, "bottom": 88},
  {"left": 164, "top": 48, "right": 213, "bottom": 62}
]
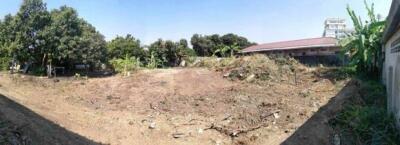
[
  {"left": 30, "top": 67, "right": 46, "bottom": 76},
  {"left": 146, "top": 52, "right": 162, "bottom": 69},
  {"left": 109, "top": 56, "right": 141, "bottom": 74},
  {"left": 332, "top": 106, "right": 399, "bottom": 145},
  {"left": 331, "top": 80, "right": 399, "bottom": 145},
  {"left": 0, "top": 57, "right": 10, "bottom": 71},
  {"left": 359, "top": 80, "right": 386, "bottom": 106}
]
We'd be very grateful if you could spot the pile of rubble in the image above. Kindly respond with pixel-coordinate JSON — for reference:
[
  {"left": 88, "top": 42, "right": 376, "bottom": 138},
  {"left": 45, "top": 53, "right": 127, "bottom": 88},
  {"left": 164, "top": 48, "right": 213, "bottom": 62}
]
[{"left": 190, "top": 54, "right": 307, "bottom": 83}]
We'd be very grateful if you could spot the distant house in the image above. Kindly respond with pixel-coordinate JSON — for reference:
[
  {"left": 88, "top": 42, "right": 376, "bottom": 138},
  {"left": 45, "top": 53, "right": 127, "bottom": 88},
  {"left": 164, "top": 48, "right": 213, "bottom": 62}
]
[
  {"left": 241, "top": 37, "right": 343, "bottom": 65},
  {"left": 323, "top": 18, "right": 354, "bottom": 39},
  {"left": 382, "top": 0, "right": 400, "bottom": 127}
]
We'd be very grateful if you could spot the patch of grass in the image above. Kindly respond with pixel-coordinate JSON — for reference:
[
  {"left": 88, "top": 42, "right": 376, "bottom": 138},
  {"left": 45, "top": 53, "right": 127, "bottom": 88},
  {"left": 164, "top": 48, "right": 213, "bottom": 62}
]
[
  {"left": 315, "top": 66, "right": 356, "bottom": 81},
  {"left": 109, "top": 56, "right": 141, "bottom": 75},
  {"left": 331, "top": 79, "right": 400, "bottom": 145},
  {"left": 0, "top": 57, "right": 10, "bottom": 71},
  {"left": 358, "top": 80, "right": 387, "bottom": 106},
  {"left": 332, "top": 106, "right": 399, "bottom": 145},
  {"left": 30, "top": 67, "right": 46, "bottom": 76}
]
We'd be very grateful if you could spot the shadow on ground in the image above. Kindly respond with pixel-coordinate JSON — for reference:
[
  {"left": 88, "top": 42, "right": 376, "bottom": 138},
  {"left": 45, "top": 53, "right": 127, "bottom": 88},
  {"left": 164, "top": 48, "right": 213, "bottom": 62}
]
[
  {"left": 0, "top": 93, "right": 103, "bottom": 145},
  {"left": 281, "top": 80, "right": 359, "bottom": 145}
]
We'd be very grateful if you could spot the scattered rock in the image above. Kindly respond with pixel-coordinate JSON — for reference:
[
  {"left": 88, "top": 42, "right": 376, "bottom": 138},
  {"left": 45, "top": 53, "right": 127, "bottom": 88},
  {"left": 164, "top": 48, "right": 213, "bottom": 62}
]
[
  {"left": 197, "top": 128, "right": 203, "bottom": 134},
  {"left": 172, "top": 133, "right": 185, "bottom": 138},
  {"left": 245, "top": 74, "right": 256, "bottom": 82},
  {"left": 273, "top": 113, "right": 280, "bottom": 119},
  {"left": 223, "top": 72, "right": 230, "bottom": 78},
  {"left": 149, "top": 122, "right": 156, "bottom": 129},
  {"left": 231, "top": 131, "right": 239, "bottom": 137}
]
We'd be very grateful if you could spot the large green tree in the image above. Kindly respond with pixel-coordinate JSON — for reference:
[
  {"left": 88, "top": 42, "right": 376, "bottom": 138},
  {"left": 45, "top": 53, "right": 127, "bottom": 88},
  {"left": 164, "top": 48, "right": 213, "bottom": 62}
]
[
  {"left": 0, "top": 0, "right": 108, "bottom": 72},
  {"left": 191, "top": 33, "right": 254, "bottom": 57},
  {"left": 191, "top": 34, "right": 216, "bottom": 56},
  {"left": 41, "top": 6, "right": 82, "bottom": 67},
  {"left": 107, "top": 34, "right": 144, "bottom": 60},
  {"left": 77, "top": 20, "right": 107, "bottom": 69},
  {"left": 0, "top": 14, "right": 16, "bottom": 70},
  {"left": 13, "top": 0, "right": 50, "bottom": 66},
  {"left": 147, "top": 38, "right": 194, "bottom": 67}
]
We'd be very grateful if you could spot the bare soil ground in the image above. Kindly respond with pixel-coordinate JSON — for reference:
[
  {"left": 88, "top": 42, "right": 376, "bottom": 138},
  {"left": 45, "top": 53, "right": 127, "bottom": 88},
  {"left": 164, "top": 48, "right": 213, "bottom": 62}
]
[{"left": 0, "top": 67, "right": 355, "bottom": 145}]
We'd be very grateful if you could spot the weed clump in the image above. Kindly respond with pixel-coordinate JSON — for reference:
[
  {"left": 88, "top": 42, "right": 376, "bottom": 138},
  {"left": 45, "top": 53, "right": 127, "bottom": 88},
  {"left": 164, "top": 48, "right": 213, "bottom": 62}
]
[{"left": 331, "top": 80, "right": 400, "bottom": 145}]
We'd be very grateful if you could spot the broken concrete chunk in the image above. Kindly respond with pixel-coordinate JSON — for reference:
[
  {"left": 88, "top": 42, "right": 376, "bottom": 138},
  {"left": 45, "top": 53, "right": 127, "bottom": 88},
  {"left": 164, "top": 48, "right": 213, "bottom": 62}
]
[
  {"left": 197, "top": 128, "right": 203, "bottom": 134},
  {"left": 149, "top": 122, "right": 156, "bottom": 129},
  {"left": 245, "top": 74, "right": 256, "bottom": 82},
  {"left": 172, "top": 133, "right": 185, "bottom": 138},
  {"left": 273, "top": 113, "right": 280, "bottom": 119}
]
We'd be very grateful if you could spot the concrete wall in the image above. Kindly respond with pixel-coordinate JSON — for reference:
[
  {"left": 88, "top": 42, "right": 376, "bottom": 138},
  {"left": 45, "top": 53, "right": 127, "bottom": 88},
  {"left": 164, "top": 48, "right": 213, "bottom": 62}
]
[
  {"left": 384, "top": 28, "right": 400, "bottom": 126},
  {"left": 259, "top": 47, "right": 344, "bottom": 66}
]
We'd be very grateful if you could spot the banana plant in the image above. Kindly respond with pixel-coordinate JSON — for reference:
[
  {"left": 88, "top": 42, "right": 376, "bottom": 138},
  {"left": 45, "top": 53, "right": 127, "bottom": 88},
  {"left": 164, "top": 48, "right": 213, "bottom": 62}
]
[
  {"left": 213, "top": 43, "right": 241, "bottom": 57},
  {"left": 340, "top": 0, "right": 385, "bottom": 77}
]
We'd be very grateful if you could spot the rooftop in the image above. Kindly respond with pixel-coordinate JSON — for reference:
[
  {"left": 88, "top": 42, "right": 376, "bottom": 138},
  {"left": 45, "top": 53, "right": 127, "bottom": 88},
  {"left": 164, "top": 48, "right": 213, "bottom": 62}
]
[
  {"left": 383, "top": 0, "right": 400, "bottom": 43},
  {"left": 241, "top": 37, "right": 338, "bottom": 53}
]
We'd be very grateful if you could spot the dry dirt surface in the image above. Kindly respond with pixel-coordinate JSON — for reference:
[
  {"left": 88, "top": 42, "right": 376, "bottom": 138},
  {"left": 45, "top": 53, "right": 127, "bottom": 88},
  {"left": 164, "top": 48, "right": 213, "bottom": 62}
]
[{"left": 0, "top": 67, "right": 356, "bottom": 145}]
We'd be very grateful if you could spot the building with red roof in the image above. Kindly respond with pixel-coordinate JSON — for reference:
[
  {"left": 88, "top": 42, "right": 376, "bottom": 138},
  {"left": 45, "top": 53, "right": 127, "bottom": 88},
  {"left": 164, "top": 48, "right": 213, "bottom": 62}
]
[{"left": 241, "top": 37, "right": 343, "bottom": 65}]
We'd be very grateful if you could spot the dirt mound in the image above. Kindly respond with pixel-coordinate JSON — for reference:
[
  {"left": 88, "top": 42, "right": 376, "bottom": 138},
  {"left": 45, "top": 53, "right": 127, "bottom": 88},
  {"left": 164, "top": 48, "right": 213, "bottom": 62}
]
[
  {"left": 191, "top": 55, "right": 307, "bottom": 83},
  {"left": 0, "top": 66, "right": 351, "bottom": 145},
  {"left": 69, "top": 68, "right": 237, "bottom": 113}
]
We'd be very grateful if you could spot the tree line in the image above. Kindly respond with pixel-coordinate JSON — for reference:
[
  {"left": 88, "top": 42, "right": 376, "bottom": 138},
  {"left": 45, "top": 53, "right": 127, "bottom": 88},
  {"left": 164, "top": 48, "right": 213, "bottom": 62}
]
[{"left": 0, "top": 0, "right": 255, "bottom": 74}]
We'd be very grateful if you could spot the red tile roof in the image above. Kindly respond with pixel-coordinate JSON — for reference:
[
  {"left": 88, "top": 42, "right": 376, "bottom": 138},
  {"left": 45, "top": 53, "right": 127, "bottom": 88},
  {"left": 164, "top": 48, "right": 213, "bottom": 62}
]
[{"left": 242, "top": 37, "right": 338, "bottom": 53}]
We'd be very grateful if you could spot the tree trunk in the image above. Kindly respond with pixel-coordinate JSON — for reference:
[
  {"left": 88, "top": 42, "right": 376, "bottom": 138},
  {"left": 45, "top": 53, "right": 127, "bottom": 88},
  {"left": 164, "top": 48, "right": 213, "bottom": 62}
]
[{"left": 41, "top": 54, "right": 47, "bottom": 68}]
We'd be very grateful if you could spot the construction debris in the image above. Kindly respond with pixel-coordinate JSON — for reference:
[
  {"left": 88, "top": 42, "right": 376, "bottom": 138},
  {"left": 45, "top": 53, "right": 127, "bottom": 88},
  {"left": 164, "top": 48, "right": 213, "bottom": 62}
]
[{"left": 190, "top": 54, "right": 307, "bottom": 83}]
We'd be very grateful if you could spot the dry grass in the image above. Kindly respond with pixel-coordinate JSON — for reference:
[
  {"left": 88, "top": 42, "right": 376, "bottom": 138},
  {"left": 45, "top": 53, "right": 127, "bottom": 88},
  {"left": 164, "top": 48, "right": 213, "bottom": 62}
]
[{"left": 190, "top": 54, "right": 308, "bottom": 83}]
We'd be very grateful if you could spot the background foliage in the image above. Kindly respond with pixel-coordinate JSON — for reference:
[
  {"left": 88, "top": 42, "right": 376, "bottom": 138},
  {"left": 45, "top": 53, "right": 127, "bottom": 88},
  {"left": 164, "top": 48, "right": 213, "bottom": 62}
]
[
  {"left": 0, "top": 0, "right": 107, "bottom": 73},
  {"left": 0, "top": 0, "right": 256, "bottom": 73},
  {"left": 191, "top": 33, "right": 255, "bottom": 57}
]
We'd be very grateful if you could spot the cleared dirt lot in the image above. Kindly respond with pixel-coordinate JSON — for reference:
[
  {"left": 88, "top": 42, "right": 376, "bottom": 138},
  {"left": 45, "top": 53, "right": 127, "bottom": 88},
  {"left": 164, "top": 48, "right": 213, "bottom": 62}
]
[{"left": 0, "top": 67, "right": 355, "bottom": 145}]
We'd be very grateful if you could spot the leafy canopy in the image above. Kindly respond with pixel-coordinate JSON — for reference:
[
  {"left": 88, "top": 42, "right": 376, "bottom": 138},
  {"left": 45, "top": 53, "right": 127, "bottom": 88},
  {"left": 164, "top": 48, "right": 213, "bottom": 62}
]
[
  {"left": 0, "top": 0, "right": 107, "bottom": 72},
  {"left": 191, "top": 33, "right": 255, "bottom": 57}
]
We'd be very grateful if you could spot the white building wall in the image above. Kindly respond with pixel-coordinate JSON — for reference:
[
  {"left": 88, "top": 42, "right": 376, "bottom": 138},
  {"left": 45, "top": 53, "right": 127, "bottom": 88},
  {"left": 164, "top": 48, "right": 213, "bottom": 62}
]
[
  {"left": 323, "top": 18, "right": 349, "bottom": 39},
  {"left": 384, "top": 28, "right": 400, "bottom": 126}
]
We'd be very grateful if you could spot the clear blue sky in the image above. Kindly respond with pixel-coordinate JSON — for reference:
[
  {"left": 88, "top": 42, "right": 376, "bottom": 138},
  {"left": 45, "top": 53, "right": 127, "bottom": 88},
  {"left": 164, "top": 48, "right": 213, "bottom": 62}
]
[{"left": 0, "top": 0, "right": 392, "bottom": 45}]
